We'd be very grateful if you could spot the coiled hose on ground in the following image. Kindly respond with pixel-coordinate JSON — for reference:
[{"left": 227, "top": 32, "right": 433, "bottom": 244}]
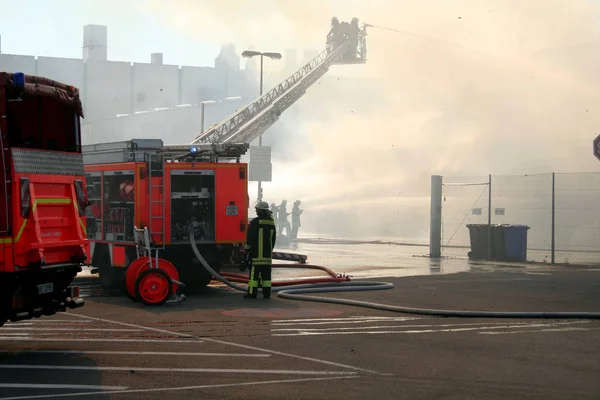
[{"left": 190, "top": 236, "right": 600, "bottom": 319}]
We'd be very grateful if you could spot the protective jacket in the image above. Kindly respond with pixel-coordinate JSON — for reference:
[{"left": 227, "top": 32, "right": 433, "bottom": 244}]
[{"left": 246, "top": 215, "right": 277, "bottom": 265}]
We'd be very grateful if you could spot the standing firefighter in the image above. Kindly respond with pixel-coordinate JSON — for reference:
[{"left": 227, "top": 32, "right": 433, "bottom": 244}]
[
  {"left": 278, "top": 199, "right": 291, "bottom": 236},
  {"left": 244, "top": 201, "right": 277, "bottom": 299},
  {"left": 290, "top": 200, "right": 304, "bottom": 240},
  {"left": 270, "top": 202, "right": 280, "bottom": 232}
]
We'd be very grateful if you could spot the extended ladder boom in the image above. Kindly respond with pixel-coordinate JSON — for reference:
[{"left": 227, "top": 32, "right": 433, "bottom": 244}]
[{"left": 191, "top": 20, "right": 368, "bottom": 145}]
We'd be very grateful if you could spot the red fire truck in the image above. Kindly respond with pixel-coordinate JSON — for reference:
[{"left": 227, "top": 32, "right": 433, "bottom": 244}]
[
  {"left": 0, "top": 72, "right": 87, "bottom": 327},
  {"left": 84, "top": 18, "right": 367, "bottom": 304},
  {"left": 83, "top": 140, "right": 249, "bottom": 296}
]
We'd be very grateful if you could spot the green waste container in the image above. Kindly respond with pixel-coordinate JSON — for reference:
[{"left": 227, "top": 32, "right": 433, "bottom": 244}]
[
  {"left": 466, "top": 224, "right": 504, "bottom": 260},
  {"left": 466, "top": 224, "right": 529, "bottom": 261}
]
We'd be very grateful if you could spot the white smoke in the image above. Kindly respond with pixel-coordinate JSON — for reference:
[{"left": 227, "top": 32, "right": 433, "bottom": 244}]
[{"left": 142, "top": 0, "right": 600, "bottom": 240}]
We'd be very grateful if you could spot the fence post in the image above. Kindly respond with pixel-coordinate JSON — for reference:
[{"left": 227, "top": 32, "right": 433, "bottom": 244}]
[
  {"left": 430, "top": 175, "right": 443, "bottom": 258},
  {"left": 487, "top": 174, "right": 492, "bottom": 260},
  {"left": 551, "top": 172, "right": 555, "bottom": 264}
]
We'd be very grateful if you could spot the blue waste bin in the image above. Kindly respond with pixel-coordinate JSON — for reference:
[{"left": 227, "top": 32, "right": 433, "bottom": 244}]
[{"left": 502, "top": 224, "right": 530, "bottom": 261}]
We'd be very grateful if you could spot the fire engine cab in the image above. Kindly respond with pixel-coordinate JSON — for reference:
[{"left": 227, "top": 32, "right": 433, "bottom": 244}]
[{"left": 82, "top": 139, "right": 249, "bottom": 292}]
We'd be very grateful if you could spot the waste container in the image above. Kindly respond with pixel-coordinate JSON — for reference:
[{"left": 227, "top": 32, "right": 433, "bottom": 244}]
[
  {"left": 502, "top": 224, "right": 530, "bottom": 261},
  {"left": 466, "top": 224, "right": 505, "bottom": 260},
  {"left": 466, "top": 224, "right": 529, "bottom": 261}
]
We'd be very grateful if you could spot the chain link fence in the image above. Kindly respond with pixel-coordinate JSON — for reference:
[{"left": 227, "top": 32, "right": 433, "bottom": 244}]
[{"left": 438, "top": 173, "right": 600, "bottom": 265}]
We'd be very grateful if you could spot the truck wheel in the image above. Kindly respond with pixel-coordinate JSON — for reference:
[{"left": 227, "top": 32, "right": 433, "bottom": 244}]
[{"left": 134, "top": 269, "right": 173, "bottom": 306}]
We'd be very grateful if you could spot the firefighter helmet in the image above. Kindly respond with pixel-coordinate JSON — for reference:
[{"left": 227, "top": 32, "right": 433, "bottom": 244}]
[{"left": 255, "top": 201, "right": 270, "bottom": 211}]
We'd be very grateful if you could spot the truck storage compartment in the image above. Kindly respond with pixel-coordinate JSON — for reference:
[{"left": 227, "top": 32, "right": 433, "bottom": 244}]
[
  {"left": 170, "top": 170, "right": 215, "bottom": 243},
  {"left": 85, "top": 172, "right": 102, "bottom": 240},
  {"left": 102, "top": 170, "right": 135, "bottom": 242}
]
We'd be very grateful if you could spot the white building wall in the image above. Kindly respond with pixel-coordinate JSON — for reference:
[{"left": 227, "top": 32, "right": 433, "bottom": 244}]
[{"left": 0, "top": 54, "right": 36, "bottom": 74}]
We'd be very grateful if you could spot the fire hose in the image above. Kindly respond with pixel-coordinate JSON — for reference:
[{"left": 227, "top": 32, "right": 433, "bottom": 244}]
[{"left": 190, "top": 236, "right": 600, "bottom": 319}]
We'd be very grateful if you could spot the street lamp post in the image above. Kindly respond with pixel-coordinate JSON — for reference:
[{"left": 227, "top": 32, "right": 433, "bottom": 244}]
[
  {"left": 242, "top": 50, "right": 282, "bottom": 202},
  {"left": 199, "top": 100, "right": 216, "bottom": 134}
]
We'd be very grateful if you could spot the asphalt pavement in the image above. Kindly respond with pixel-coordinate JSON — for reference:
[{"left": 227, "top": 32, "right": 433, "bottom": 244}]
[{"left": 1, "top": 262, "right": 599, "bottom": 399}]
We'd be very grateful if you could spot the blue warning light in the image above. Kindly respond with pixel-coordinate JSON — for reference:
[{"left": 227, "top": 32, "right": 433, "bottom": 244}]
[
  {"left": 190, "top": 147, "right": 198, "bottom": 154},
  {"left": 13, "top": 72, "right": 25, "bottom": 89}
]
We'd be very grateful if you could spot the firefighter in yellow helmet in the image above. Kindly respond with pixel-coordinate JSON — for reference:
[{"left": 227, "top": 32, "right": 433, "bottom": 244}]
[{"left": 243, "top": 201, "right": 277, "bottom": 299}]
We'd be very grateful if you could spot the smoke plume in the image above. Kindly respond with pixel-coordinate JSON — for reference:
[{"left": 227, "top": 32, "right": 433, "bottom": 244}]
[{"left": 143, "top": 0, "right": 600, "bottom": 241}]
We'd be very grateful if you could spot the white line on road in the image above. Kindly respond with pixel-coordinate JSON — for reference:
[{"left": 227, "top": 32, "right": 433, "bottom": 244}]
[
  {"left": 480, "top": 327, "right": 600, "bottom": 335},
  {"left": 272, "top": 318, "right": 422, "bottom": 326},
  {"left": 2, "top": 328, "right": 141, "bottom": 332},
  {"left": 272, "top": 321, "right": 594, "bottom": 336},
  {"left": 0, "top": 364, "right": 357, "bottom": 376},
  {"left": 271, "top": 316, "right": 422, "bottom": 323},
  {"left": 12, "top": 350, "right": 270, "bottom": 358},
  {"left": 271, "top": 321, "right": 592, "bottom": 332},
  {"left": 66, "top": 312, "right": 382, "bottom": 374},
  {"left": 0, "top": 337, "right": 203, "bottom": 344},
  {"left": 0, "top": 384, "right": 127, "bottom": 390},
  {"left": 0, "top": 333, "right": 31, "bottom": 337},
  {"left": 0, "top": 376, "right": 355, "bottom": 400},
  {"left": 271, "top": 319, "right": 561, "bottom": 327},
  {"left": 5, "top": 320, "right": 92, "bottom": 324}
]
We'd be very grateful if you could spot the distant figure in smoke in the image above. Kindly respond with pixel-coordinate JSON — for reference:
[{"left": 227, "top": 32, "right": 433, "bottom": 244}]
[
  {"left": 290, "top": 200, "right": 303, "bottom": 240},
  {"left": 327, "top": 17, "right": 340, "bottom": 48},
  {"left": 278, "top": 200, "right": 291, "bottom": 236},
  {"left": 349, "top": 17, "right": 360, "bottom": 60},
  {"left": 270, "top": 203, "right": 280, "bottom": 231}
]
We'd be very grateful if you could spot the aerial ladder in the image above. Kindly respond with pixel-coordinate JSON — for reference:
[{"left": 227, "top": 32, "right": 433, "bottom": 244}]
[{"left": 187, "top": 18, "right": 369, "bottom": 147}]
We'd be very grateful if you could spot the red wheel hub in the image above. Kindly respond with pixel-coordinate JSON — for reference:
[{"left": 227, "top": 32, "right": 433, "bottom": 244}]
[
  {"left": 138, "top": 271, "right": 170, "bottom": 304},
  {"left": 124, "top": 257, "right": 180, "bottom": 300}
]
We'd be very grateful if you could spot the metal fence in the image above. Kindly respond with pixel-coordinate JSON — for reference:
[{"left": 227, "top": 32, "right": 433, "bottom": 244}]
[{"left": 438, "top": 173, "right": 600, "bottom": 265}]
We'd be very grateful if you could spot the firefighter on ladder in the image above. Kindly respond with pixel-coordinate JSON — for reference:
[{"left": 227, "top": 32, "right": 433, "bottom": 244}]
[{"left": 243, "top": 201, "right": 277, "bottom": 299}]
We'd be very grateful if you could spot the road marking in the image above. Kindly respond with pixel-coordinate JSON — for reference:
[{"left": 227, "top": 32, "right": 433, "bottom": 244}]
[
  {"left": 0, "top": 337, "right": 203, "bottom": 344},
  {"left": 271, "top": 316, "right": 423, "bottom": 323},
  {"left": 0, "top": 364, "right": 357, "bottom": 376},
  {"left": 11, "top": 350, "right": 270, "bottom": 358},
  {"left": 5, "top": 320, "right": 92, "bottom": 324},
  {"left": 66, "top": 312, "right": 382, "bottom": 375},
  {"left": 0, "top": 384, "right": 127, "bottom": 390},
  {"left": 271, "top": 321, "right": 571, "bottom": 332},
  {"left": 0, "top": 376, "right": 355, "bottom": 400},
  {"left": 0, "top": 333, "right": 31, "bottom": 337},
  {"left": 272, "top": 321, "right": 594, "bottom": 336},
  {"left": 272, "top": 317, "right": 422, "bottom": 326},
  {"left": 2, "top": 328, "right": 141, "bottom": 332},
  {"left": 480, "top": 327, "right": 600, "bottom": 335}
]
